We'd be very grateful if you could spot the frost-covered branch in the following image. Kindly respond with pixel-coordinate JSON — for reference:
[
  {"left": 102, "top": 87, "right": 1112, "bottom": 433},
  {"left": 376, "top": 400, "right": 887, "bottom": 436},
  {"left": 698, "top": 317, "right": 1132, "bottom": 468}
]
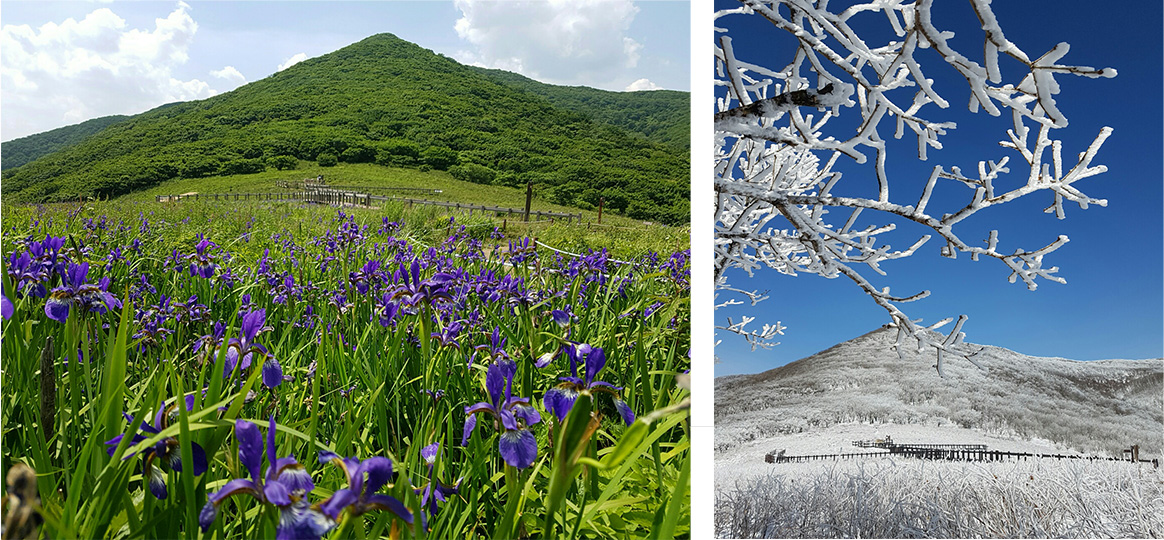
[{"left": 715, "top": 0, "right": 1115, "bottom": 373}]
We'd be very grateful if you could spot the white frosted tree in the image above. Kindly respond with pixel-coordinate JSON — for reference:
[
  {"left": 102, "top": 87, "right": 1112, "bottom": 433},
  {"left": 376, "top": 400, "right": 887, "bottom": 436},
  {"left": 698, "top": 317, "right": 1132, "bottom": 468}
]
[{"left": 714, "top": 0, "right": 1116, "bottom": 375}]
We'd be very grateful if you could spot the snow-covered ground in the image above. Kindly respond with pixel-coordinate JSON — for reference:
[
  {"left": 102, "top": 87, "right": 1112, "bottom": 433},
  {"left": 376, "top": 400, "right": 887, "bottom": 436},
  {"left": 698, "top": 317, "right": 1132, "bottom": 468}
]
[
  {"left": 716, "top": 454, "right": 1164, "bottom": 538},
  {"left": 716, "top": 422, "right": 1079, "bottom": 491}
]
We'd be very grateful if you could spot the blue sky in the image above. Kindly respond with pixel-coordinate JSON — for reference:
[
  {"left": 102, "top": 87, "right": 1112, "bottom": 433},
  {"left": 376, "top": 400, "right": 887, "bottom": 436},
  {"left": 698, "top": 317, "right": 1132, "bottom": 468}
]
[
  {"left": 714, "top": 0, "right": 1164, "bottom": 376},
  {"left": 0, "top": 0, "right": 689, "bottom": 141}
]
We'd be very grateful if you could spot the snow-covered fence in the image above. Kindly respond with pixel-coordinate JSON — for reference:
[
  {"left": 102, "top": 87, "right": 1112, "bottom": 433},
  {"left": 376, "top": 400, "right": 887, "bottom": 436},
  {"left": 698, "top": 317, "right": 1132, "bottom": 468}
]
[{"left": 770, "top": 441, "right": 1159, "bottom": 468}]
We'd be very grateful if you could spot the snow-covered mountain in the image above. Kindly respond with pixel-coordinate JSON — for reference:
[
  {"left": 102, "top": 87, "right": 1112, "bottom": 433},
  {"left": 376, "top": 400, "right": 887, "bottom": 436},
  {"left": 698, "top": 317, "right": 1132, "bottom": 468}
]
[{"left": 715, "top": 327, "right": 1163, "bottom": 459}]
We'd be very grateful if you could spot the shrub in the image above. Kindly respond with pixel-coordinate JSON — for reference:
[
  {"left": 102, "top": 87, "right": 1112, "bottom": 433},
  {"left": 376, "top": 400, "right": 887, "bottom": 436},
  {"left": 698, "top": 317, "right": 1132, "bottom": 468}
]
[
  {"left": 420, "top": 146, "right": 459, "bottom": 170},
  {"left": 448, "top": 162, "right": 497, "bottom": 185},
  {"left": 267, "top": 155, "right": 298, "bottom": 171}
]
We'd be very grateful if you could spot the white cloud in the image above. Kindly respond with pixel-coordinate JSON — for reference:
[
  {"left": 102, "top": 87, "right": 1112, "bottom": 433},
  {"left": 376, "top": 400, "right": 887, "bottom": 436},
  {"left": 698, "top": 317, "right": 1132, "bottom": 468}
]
[
  {"left": 452, "top": 0, "right": 642, "bottom": 88},
  {"left": 1, "top": 2, "right": 218, "bottom": 140},
  {"left": 277, "top": 53, "right": 308, "bottom": 72},
  {"left": 210, "top": 65, "right": 246, "bottom": 85},
  {"left": 625, "top": 78, "right": 662, "bottom": 91}
]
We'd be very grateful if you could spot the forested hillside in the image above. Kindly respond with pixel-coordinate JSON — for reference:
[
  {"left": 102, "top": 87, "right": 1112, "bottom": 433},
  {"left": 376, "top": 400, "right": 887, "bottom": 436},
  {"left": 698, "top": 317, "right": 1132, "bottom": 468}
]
[
  {"left": 468, "top": 67, "right": 689, "bottom": 148},
  {"left": 1, "top": 114, "right": 129, "bottom": 170},
  {"left": 1, "top": 33, "right": 689, "bottom": 224}
]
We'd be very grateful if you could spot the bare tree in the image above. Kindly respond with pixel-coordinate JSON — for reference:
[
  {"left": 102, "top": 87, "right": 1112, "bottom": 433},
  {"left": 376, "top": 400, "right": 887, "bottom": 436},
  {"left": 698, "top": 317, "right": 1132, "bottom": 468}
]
[{"left": 714, "top": 0, "right": 1115, "bottom": 375}]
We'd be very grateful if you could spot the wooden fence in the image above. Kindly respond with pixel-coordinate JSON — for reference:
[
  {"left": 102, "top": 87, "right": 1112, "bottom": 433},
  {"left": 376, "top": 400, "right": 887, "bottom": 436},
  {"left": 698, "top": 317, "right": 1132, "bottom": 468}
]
[{"left": 154, "top": 189, "right": 583, "bottom": 223}]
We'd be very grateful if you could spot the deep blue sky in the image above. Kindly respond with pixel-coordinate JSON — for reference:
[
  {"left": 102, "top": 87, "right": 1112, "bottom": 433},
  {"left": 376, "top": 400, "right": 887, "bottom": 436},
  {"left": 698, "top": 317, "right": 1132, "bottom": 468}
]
[{"left": 715, "top": 0, "right": 1164, "bottom": 376}]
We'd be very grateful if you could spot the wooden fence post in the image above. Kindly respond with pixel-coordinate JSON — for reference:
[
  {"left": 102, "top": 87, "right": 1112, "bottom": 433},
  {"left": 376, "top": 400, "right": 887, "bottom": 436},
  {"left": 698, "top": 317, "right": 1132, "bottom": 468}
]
[{"left": 524, "top": 183, "right": 532, "bottom": 222}]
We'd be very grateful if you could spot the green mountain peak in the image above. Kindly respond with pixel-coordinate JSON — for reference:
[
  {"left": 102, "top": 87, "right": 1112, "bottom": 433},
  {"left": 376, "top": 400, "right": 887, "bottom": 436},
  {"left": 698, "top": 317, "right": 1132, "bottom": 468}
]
[{"left": 2, "top": 33, "right": 689, "bottom": 224}]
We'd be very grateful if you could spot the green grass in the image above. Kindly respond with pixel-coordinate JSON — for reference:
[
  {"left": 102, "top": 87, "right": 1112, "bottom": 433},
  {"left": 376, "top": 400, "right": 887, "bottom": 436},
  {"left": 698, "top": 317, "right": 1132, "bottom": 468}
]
[
  {"left": 1, "top": 200, "right": 691, "bottom": 539},
  {"left": 129, "top": 162, "right": 658, "bottom": 227},
  {"left": 117, "top": 162, "right": 689, "bottom": 260}
]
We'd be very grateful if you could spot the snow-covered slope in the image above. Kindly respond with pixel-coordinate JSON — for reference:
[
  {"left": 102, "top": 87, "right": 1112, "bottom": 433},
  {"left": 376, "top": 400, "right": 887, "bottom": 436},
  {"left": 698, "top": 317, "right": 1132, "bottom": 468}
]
[{"left": 715, "top": 327, "right": 1163, "bottom": 459}]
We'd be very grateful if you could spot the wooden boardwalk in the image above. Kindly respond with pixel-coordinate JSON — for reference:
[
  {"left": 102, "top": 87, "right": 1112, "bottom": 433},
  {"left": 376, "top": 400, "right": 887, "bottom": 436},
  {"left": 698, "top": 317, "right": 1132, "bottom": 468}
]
[
  {"left": 274, "top": 179, "right": 441, "bottom": 194},
  {"left": 766, "top": 440, "right": 1160, "bottom": 468}
]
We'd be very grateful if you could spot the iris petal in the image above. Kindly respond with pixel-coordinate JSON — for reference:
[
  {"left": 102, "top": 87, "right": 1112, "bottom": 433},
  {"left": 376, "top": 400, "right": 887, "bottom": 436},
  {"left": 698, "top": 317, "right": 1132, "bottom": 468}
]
[
  {"left": 614, "top": 399, "right": 636, "bottom": 426},
  {"left": 360, "top": 456, "right": 394, "bottom": 495},
  {"left": 45, "top": 295, "right": 70, "bottom": 322},
  {"left": 297, "top": 506, "right": 336, "bottom": 538},
  {"left": 208, "top": 478, "right": 262, "bottom": 505},
  {"left": 198, "top": 501, "right": 217, "bottom": 532},
  {"left": 420, "top": 442, "right": 440, "bottom": 465},
  {"left": 274, "top": 461, "right": 314, "bottom": 494},
  {"left": 498, "top": 429, "right": 537, "bottom": 469},
  {"left": 462, "top": 413, "right": 478, "bottom": 446},
  {"left": 241, "top": 309, "right": 266, "bottom": 344},
  {"left": 584, "top": 347, "right": 607, "bottom": 386},
  {"left": 264, "top": 480, "right": 292, "bottom": 506},
  {"left": 235, "top": 420, "right": 264, "bottom": 482},
  {"left": 511, "top": 403, "right": 542, "bottom": 427},
  {"left": 543, "top": 387, "right": 578, "bottom": 423},
  {"left": 146, "top": 461, "right": 168, "bottom": 499},
  {"left": 499, "top": 409, "right": 518, "bottom": 431},
  {"left": 190, "top": 442, "right": 209, "bottom": 476},
  {"left": 485, "top": 362, "right": 506, "bottom": 406},
  {"left": 365, "top": 493, "right": 414, "bottom": 524},
  {"left": 320, "top": 488, "right": 358, "bottom": 519}
]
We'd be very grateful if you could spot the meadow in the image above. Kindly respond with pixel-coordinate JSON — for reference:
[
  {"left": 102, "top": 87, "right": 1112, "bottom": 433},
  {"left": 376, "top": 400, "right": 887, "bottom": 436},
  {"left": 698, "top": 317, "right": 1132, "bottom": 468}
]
[
  {"left": 0, "top": 199, "right": 690, "bottom": 539},
  {"left": 124, "top": 162, "right": 651, "bottom": 228}
]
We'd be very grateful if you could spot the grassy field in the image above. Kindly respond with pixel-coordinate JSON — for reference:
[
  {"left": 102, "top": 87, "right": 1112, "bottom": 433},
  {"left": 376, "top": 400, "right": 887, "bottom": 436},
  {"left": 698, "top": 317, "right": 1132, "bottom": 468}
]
[{"left": 127, "top": 162, "right": 655, "bottom": 229}]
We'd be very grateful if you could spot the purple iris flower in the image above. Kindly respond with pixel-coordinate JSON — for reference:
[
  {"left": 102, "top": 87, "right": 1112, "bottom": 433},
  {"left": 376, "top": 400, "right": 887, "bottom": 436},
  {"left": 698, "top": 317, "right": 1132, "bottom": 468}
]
[
  {"left": 431, "top": 319, "right": 464, "bottom": 350},
  {"left": 462, "top": 359, "right": 542, "bottom": 469},
  {"left": 471, "top": 326, "right": 509, "bottom": 368},
  {"left": 551, "top": 309, "right": 571, "bottom": 327},
  {"left": 199, "top": 416, "right": 328, "bottom": 540},
  {"left": 392, "top": 260, "right": 454, "bottom": 306},
  {"left": 349, "top": 259, "right": 381, "bottom": 295},
  {"left": 272, "top": 274, "right": 299, "bottom": 305},
  {"left": 414, "top": 443, "right": 460, "bottom": 523},
  {"left": 375, "top": 294, "right": 400, "bottom": 327},
  {"left": 507, "top": 237, "right": 537, "bottom": 265},
  {"left": 104, "top": 396, "right": 208, "bottom": 499},
  {"left": 198, "top": 309, "right": 285, "bottom": 390},
  {"left": 187, "top": 235, "right": 218, "bottom": 279},
  {"left": 543, "top": 344, "right": 635, "bottom": 426},
  {"left": 132, "top": 316, "right": 173, "bottom": 352},
  {"left": 27, "top": 235, "right": 68, "bottom": 277},
  {"left": 181, "top": 295, "right": 210, "bottom": 323},
  {"left": 379, "top": 219, "right": 401, "bottom": 236},
  {"left": 315, "top": 451, "right": 413, "bottom": 525},
  {"left": 44, "top": 262, "right": 121, "bottom": 323},
  {"left": 6, "top": 251, "right": 49, "bottom": 298}
]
